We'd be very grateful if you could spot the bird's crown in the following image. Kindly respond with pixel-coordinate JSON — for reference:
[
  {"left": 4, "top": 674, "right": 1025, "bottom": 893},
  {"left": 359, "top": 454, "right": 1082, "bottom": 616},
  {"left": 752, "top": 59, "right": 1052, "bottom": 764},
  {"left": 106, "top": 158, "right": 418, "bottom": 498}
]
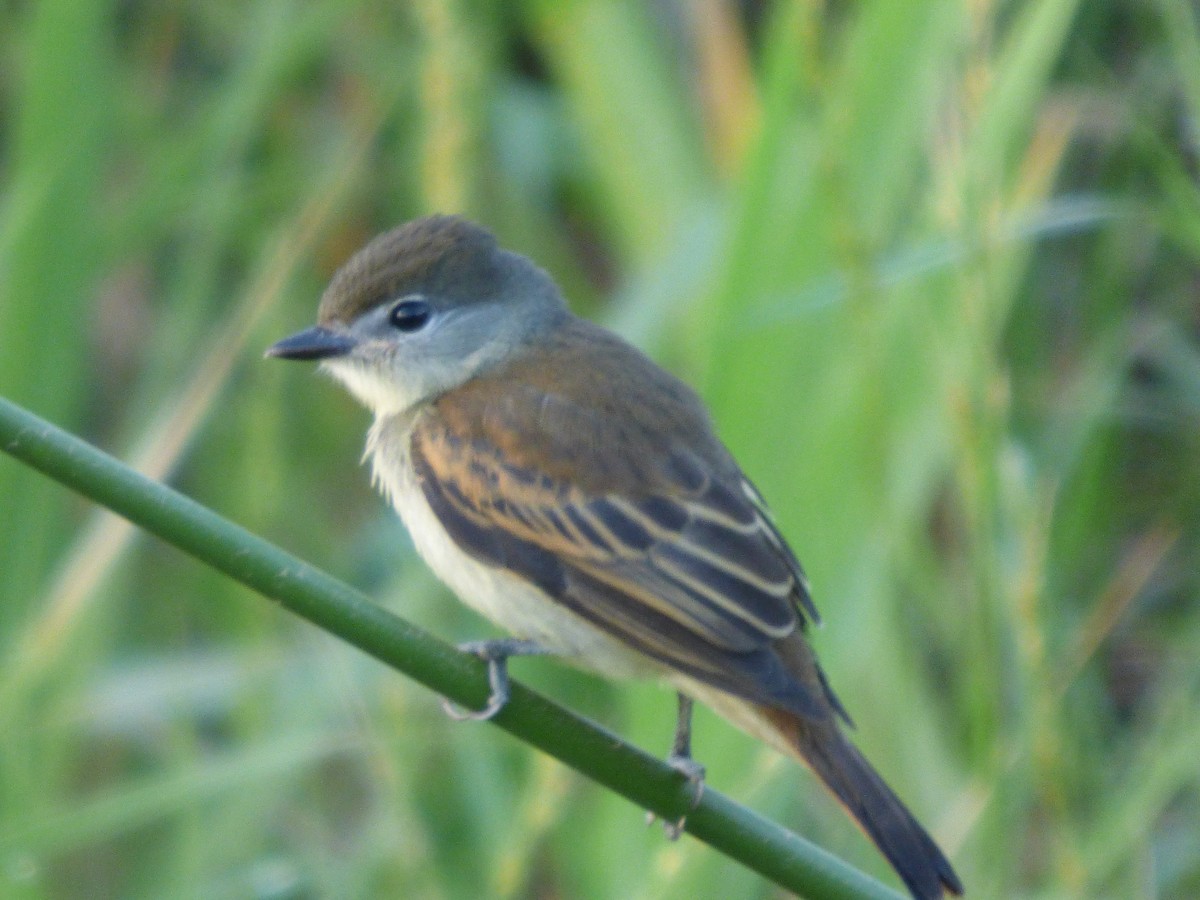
[{"left": 317, "top": 215, "right": 504, "bottom": 326}]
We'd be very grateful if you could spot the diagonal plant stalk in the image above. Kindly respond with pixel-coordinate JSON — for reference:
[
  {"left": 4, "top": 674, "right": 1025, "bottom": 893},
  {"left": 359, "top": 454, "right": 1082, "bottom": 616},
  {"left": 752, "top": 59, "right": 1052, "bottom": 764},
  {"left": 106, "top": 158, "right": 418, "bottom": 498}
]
[{"left": 0, "top": 394, "right": 904, "bottom": 900}]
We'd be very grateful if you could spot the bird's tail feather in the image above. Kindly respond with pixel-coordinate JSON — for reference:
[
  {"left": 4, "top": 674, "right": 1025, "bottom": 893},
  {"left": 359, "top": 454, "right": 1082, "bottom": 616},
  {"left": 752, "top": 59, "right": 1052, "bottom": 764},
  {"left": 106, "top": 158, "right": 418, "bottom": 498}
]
[{"left": 760, "top": 706, "right": 963, "bottom": 900}]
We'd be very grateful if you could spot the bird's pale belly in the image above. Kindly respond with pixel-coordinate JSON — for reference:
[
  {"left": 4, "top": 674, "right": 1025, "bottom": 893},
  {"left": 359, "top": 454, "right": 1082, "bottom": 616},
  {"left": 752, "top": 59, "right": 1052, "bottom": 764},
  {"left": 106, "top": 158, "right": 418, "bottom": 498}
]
[{"left": 368, "top": 422, "right": 657, "bottom": 680}]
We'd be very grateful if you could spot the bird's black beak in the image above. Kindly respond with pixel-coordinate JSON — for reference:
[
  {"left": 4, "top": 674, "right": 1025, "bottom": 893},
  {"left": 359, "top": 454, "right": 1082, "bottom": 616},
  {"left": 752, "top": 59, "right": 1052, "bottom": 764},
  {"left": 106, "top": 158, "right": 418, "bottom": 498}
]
[{"left": 265, "top": 326, "right": 358, "bottom": 361}]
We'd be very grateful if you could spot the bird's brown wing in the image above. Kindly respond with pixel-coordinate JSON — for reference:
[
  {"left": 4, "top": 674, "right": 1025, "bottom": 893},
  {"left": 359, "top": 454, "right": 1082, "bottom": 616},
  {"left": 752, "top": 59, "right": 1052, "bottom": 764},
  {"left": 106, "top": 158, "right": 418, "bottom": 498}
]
[{"left": 410, "top": 407, "right": 841, "bottom": 721}]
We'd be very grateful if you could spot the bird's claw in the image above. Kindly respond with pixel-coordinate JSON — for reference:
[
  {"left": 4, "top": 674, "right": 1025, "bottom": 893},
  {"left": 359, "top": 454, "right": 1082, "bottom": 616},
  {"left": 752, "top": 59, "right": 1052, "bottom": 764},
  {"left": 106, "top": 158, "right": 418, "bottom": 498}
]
[
  {"left": 668, "top": 753, "right": 707, "bottom": 808},
  {"left": 646, "top": 751, "right": 707, "bottom": 840},
  {"left": 440, "top": 694, "right": 506, "bottom": 721},
  {"left": 439, "top": 638, "right": 550, "bottom": 721}
]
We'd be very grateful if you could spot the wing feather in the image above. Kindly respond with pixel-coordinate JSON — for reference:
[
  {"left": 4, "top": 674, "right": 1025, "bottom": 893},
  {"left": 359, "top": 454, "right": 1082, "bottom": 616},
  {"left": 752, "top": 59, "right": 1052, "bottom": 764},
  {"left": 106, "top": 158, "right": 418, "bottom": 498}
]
[{"left": 411, "top": 404, "right": 831, "bottom": 718}]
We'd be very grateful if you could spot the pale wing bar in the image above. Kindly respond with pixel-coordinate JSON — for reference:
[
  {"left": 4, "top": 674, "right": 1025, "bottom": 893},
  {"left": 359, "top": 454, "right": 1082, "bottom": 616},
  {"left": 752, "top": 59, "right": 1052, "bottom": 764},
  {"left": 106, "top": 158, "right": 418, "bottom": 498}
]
[
  {"left": 414, "top": 424, "right": 848, "bottom": 713},
  {"left": 444, "top": 438, "right": 805, "bottom": 641}
]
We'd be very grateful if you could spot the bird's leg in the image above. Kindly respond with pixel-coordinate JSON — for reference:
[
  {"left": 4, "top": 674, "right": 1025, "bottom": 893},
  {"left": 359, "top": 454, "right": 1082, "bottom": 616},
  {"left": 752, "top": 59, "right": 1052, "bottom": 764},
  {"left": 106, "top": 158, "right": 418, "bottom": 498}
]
[
  {"left": 441, "top": 638, "right": 554, "bottom": 721},
  {"left": 657, "top": 693, "right": 706, "bottom": 840}
]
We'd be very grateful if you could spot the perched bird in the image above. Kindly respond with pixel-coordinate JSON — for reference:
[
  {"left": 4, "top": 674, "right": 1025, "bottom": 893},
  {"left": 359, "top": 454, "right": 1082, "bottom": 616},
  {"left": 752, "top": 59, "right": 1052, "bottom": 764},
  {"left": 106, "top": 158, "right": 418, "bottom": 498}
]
[{"left": 267, "top": 215, "right": 963, "bottom": 899}]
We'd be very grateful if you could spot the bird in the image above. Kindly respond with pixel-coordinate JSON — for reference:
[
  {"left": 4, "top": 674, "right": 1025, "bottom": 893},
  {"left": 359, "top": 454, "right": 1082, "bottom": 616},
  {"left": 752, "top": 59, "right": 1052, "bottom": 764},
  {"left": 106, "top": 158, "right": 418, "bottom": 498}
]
[{"left": 266, "top": 214, "right": 963, "bottom": 899}]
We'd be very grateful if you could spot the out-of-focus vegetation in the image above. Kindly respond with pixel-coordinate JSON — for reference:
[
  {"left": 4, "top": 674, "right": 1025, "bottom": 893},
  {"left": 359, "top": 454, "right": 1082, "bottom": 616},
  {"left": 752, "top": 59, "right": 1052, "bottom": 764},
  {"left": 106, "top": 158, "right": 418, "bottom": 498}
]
[{"left": 2, "top": 1, "right": 1198, "bottom": 897}]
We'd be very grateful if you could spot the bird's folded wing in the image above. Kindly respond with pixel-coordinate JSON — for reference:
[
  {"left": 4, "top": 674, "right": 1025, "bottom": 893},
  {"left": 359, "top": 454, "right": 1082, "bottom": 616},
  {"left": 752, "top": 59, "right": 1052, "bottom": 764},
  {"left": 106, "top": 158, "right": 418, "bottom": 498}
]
[{"left": 411, "top": 414, "right": 832, "bottom": 717}]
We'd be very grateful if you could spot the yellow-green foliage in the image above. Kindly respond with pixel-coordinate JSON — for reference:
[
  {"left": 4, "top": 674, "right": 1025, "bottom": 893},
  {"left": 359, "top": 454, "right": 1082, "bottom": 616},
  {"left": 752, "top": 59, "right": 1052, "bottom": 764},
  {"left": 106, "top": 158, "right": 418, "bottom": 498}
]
[{"left": 2, "top": 1, "right": 1198, "bottom": 897}]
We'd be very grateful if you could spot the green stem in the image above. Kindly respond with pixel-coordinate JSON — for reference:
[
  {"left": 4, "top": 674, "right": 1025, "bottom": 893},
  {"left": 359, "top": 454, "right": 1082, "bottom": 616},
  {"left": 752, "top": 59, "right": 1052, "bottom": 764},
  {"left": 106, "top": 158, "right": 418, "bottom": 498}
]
[{"left": 0, "top": 394, "right": 902, "bottom": 900}]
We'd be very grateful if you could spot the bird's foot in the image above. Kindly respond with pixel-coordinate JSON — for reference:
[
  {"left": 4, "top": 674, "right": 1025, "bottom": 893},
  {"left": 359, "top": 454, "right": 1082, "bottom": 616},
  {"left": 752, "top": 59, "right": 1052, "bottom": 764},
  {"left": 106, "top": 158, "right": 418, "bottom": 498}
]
[
  {"left": 656, "top": 751, "right": 706, "bottom": 839},
  {"left": 440, "top": 638, "right": 552, "bottom": 721},
  {"left": 647, "top": 694, "right": 707, "bottom": 839}
]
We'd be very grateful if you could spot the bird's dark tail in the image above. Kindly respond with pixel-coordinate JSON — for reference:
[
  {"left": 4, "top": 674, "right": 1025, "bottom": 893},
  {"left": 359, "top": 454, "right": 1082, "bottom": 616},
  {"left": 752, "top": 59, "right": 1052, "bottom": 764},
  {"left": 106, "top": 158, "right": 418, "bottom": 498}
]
[{"left": 761, "top": 706, "right": 963, "bottom": 900}]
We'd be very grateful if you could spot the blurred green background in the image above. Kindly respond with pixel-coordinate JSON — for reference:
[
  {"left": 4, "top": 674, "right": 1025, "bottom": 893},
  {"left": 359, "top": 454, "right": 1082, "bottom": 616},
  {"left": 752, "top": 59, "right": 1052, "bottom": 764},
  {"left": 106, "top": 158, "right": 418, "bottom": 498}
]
[{"left": 2, "top": 0, "right": 1199, "bottom": 897}]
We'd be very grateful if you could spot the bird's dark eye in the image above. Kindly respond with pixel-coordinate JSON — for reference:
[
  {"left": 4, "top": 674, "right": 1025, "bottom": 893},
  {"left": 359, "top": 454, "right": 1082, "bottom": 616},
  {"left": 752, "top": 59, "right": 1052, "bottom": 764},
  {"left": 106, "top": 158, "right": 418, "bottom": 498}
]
[{"left": 388, "top": 298, "right": 431, "bottom": 332}]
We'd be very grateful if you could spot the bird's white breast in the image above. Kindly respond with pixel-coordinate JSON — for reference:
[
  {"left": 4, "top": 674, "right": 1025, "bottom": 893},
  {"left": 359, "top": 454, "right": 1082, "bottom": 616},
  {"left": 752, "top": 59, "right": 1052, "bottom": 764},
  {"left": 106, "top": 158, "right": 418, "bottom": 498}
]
[{"left": 364, "top": 412, "right": 655, "bottom": 679}]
